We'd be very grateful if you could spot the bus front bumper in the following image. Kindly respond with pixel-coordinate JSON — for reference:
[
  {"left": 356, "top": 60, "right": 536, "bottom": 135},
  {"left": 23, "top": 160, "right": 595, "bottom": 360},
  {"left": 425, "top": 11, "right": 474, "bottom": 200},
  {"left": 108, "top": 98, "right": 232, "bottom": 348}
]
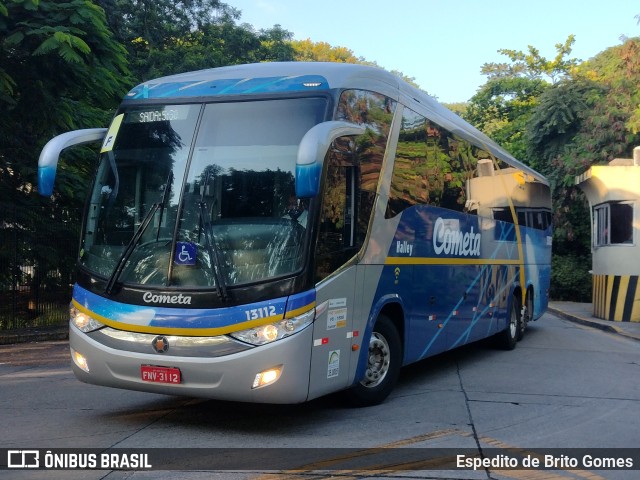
[{"left": 69, "top": 325, "right": 313, "bottom": 404}]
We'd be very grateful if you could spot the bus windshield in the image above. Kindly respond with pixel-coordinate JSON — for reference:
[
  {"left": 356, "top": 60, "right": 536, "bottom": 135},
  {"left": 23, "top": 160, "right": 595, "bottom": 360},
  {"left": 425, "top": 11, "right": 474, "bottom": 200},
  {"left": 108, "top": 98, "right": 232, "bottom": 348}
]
[{"left": 80, "top": 97, "right": 327, "bottom": 289}]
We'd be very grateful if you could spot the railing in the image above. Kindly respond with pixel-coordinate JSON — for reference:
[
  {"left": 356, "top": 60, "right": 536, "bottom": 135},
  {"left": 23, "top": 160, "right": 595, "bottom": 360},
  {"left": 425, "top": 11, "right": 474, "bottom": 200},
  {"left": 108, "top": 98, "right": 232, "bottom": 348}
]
[{"left": 0, "top": 202, "right": 80, "bottom": 330}]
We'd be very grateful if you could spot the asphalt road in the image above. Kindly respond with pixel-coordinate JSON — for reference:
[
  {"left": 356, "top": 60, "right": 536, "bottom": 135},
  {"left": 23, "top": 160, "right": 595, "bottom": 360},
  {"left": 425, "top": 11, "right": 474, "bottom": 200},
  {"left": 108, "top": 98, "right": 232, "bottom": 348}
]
[{"left": 0, "top": 311, "right": 638, "bottom": 480}]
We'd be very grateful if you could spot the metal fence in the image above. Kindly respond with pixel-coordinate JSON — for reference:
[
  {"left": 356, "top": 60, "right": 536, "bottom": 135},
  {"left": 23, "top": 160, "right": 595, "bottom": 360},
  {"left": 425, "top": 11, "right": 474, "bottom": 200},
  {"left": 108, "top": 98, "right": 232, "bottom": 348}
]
[{"left": 0, "top": 202, "right": 80, "bottom": 330}]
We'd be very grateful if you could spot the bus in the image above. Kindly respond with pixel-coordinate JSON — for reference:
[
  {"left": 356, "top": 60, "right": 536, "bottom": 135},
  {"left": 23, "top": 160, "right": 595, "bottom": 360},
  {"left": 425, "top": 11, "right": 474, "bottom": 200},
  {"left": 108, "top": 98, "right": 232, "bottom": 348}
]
[{"left": 38, "top": 62, "right": 552, "bottom": 406}]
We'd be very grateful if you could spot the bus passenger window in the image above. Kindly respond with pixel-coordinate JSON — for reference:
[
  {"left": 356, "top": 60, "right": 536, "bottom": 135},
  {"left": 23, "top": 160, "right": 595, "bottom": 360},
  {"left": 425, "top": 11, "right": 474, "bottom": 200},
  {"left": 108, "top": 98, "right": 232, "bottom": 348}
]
[
  {"left": 315, "top": 89, "right": 395, "bottom": 282},
  {"left": 387, "top": 107, "right": 428, "bottom": 218}
]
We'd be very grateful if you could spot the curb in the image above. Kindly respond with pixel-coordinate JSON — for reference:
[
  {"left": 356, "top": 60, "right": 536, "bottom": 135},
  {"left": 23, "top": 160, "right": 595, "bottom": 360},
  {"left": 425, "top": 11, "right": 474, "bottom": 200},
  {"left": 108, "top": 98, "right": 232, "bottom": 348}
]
[{"left": 548, "top": 307, "right": 640, "bottom": 342}]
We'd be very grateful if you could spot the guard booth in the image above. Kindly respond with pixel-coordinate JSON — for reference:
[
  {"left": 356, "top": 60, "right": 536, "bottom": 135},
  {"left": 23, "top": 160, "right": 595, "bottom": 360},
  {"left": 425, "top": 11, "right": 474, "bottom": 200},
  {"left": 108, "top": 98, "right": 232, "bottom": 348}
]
[{"left": 576, "top": 147, "right": 640, "bottom": 322}]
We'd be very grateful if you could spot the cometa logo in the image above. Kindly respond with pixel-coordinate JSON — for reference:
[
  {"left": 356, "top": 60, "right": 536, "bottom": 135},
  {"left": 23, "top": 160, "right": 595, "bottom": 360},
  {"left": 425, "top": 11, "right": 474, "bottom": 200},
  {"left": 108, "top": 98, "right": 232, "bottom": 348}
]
[
  {"left": 433, "top": 217, "right": 481, "bottom": 257},
  {"left": 142, "top": 292, "right": 192, "bottom": 305}
]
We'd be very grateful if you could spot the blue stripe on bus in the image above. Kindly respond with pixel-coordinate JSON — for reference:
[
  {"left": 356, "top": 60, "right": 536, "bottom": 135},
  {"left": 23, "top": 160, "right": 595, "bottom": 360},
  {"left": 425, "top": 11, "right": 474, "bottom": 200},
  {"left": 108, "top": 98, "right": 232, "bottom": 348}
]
[
  {"left": 126, "top": 75, "right": 329, "bottom": 99},
  {"left": 72, "top": 284, "right": 288, "bottom": 330},
  {"left": 285, "top": 289, "right": 316, "bottom": 317}
]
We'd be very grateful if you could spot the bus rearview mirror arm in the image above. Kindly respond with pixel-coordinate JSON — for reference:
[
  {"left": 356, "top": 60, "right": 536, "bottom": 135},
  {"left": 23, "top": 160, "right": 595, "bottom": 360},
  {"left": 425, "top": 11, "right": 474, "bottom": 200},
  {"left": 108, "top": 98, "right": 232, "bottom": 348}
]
[
  {"left": 295, "top": 121, "right": 365, "bottom": 198},
  {"left": 38, "top": 128, "right": 108, "bottom": 196}
]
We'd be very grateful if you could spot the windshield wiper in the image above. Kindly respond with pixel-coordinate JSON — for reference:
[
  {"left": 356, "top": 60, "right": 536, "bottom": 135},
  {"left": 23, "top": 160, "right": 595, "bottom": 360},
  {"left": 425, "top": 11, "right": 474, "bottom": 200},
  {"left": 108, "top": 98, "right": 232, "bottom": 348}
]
[
  {"left": 198, "top": 203, "right": 228, "bottom": 301},
  {"left": 104, "top": 203, "right": 159, "bottom": 294},
  {"left": 104, "top": 171, "right": 173, "bottom": 295},
  {"left": 198, "top": 172, "right": 228, "bottom": 301},
  {"left": 156, "top": 170, "right": 173, "bottom": 241}
]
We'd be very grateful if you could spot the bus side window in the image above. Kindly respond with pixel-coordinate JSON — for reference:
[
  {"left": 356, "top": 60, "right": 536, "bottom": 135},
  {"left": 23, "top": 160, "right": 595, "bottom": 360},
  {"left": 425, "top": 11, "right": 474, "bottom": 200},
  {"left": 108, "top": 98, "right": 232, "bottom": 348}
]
[
  {"left": 386, "top": 107, "right": 428, "bottom": 218},
  {"left": 387, "top": 109, "right": 479, "bottom": 218},
  {"left": 315, "top": 89, "right": 395, "bottom": 282}
]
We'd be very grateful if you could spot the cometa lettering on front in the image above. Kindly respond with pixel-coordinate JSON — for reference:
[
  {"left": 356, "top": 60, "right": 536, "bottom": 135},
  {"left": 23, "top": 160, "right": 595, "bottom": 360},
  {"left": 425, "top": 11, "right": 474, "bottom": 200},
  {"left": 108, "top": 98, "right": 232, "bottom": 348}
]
[
  {"left": 433, "top": 217, "right": 481, "bottom": 257},
  {"left": 142, "top": 291, "right": 192, "bottom": 305}
]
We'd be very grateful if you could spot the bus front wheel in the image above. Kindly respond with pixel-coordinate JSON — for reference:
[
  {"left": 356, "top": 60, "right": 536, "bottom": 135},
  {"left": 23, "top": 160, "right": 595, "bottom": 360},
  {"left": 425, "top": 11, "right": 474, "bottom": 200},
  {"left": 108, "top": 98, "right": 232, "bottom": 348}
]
[{"left": 345, "top": 314, "right": 401, "bottom": 407}]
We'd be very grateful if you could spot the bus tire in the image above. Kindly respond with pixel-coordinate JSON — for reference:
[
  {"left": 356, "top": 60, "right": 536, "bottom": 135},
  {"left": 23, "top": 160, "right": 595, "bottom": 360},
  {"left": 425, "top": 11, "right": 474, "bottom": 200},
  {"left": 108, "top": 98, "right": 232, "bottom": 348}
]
[
  {"left": 518, "top": 290, "right": 533, "bottom": 341},
  {"left": 344, "top": 314, "right": 401, "bottom": 407},
  {"left": 497, "top": 297, "right": 520, "bottom": 350}
]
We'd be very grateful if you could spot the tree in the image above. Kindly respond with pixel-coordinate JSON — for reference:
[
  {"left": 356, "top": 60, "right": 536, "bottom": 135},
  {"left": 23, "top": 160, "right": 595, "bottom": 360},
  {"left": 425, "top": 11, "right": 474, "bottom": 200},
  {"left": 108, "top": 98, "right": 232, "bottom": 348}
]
[
  {"left": 481, "top": 35, "right": 579, "bottom": 84},
  {"left": 97, "top": 0, "right": 295, "bottom": 83},
  {"left": 526, "top": 79, "right": 604, "bottom": 177},
  {"left": 523, "top": 38, "right": 640, "bottom": 300},
  {"left": 1, "top": 0, "right": 130, "bottom": 196},
  {"left": 0, "top": 0, "right": 130, "bottom": 299},
  {"left": 291, "top": 38, "right": 421, "bottom": 89},
  {"left": 464, "top": 36, "right": 591, "bottom": 300},
  {"left": 292, "top": 38, "right": 361, "bottom": 63},
  {"left": 466, "top": 36, "right": 579, "bottom": 160},
  {"left": 465, "top": 76, "right": 547, "bottom": 160}
]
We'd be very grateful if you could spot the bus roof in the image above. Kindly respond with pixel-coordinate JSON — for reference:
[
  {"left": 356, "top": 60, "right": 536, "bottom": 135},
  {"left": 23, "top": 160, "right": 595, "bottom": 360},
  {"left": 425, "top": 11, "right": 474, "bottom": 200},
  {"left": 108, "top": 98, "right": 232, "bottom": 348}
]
[{"left": 125, "top": 62, "right": 547, "bottom": 184}]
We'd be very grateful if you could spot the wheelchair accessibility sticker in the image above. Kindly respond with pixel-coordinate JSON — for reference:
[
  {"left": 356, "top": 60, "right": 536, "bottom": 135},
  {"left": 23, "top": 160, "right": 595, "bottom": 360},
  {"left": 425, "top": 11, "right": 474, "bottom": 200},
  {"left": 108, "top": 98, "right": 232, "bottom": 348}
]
[{"left": 174, "top": 242, "right": 197, "bottom": 266}]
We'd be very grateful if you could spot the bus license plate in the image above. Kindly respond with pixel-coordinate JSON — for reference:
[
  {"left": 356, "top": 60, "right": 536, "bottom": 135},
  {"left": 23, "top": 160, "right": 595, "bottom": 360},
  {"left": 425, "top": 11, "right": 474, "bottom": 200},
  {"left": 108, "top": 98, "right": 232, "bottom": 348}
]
[{"left": 141, "top": 365, "right": 181, "bottom": 384}]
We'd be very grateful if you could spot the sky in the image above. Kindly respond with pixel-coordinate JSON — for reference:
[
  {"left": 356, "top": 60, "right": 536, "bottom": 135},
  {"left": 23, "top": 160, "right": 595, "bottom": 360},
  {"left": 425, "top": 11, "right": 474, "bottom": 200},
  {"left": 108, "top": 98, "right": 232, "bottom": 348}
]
[{"left": 225, "top": 0, "right": 639, "bottom": 103}]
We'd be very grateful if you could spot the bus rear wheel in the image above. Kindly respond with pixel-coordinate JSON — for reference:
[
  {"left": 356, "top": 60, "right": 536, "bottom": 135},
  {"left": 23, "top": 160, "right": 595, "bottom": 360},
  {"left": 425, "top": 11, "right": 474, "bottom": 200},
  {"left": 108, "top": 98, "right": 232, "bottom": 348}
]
[
  {"left": 344, "top": 314, "right": 401, "bottom": 407},
  {"left": 497, "top": 297, "right": 520, "bottom": 350},
  {"left": 518, "top": 290, "right": 533, "bottom": 341}
]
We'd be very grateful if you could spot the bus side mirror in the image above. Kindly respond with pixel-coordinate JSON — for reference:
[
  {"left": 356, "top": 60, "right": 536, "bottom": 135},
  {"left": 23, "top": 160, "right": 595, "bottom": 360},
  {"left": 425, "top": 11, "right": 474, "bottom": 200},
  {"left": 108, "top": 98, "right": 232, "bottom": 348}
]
[
  {"left": 38, "top": 128, "right": 107, "bottom": 196},
  {"left": 295, "top": 121, "right": 365, "bottom": 198}
]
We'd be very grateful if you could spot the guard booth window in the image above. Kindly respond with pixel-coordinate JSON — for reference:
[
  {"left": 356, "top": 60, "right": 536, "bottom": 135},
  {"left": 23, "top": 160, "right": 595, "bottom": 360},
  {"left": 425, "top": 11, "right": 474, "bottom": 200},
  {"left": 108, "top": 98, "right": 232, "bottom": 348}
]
[
  {"left": 315, "top": 90, "right": 396, "bottom": 282},
  {"left": 594, "top": 201, "right": 634, "bottom": 246}
]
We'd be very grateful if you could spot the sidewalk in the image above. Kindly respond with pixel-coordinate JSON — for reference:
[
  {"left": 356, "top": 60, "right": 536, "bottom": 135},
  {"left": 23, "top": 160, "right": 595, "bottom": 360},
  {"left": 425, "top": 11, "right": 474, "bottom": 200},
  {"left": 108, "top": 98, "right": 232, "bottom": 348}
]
[
  {"left": 0, "top": 303, "right": 639, "bottom": 345},
  {"left": 548, "top": 301, "right": 640, "bottom": 342},
  {"left": 0, "top": 325, "right": 68, "bottom": 345}
]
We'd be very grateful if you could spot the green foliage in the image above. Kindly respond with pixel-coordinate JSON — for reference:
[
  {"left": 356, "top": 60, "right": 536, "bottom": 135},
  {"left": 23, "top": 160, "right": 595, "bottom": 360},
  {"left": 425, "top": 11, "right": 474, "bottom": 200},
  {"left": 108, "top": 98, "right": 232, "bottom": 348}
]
[
  {"left": 292, "top": 38, "right": 361, "bottom": 63},
  {"left": 481, "top": 35, "right": 579, "bottom": 84},
  {"left": 290, "top": 38, "right": 422, "bottom": 89},
  {"left": 468, "top": 35, "right": 579, "bottom": 160},
  {"left": 98, "top": 0, "right": 295, "bottom": 83},
  {"left": 524, "top": 38, "right": 640, "bottom": 299},
  {"left": 0, "top": 0, "right": 130, "bottom": 301},
  {"left": 464, "top": 76, "right": 548, "bottom": 160},
  {"left": 526, "top": 79, "right": 605, "bottom": 178},
  {"left": 551, "top": 254, "right": 592, "bottom": 302}
]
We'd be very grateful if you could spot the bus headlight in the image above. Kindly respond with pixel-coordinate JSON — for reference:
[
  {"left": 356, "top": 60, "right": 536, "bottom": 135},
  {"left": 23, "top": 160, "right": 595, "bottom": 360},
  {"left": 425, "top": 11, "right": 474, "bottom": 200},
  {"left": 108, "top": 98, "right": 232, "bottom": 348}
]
[
  {"left": 229, "top": 309, "right": 314, "bottom": 346},
  {"left": 70, "top": 305, "right": 105, "bottom": 333}
]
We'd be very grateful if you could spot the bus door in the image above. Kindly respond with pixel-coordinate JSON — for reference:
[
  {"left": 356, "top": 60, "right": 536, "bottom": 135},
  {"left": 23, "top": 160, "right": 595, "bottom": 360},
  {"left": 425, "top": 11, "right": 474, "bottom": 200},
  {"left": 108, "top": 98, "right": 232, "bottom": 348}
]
[{"left": 307, "top": 159, "right": 360, "bottom": 400}]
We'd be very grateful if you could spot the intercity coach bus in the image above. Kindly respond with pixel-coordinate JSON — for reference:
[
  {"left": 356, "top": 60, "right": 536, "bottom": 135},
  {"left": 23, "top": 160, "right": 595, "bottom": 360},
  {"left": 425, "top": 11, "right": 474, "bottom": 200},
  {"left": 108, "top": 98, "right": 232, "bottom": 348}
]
[{"left": 38, "top": 62, "right": 552, "bottom": 406}]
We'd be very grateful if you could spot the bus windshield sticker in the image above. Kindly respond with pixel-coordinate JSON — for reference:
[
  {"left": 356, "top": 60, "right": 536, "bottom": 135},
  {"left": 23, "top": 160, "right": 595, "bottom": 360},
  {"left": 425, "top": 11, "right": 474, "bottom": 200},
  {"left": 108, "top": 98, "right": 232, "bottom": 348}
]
[
  {"left": 100, "top": 114, "right": 124, "bottom": 153},
  {"left": 174, "top": 242, "right": 197, "bottom": 266},
  {"left": 327, "top": 350, "right": 340, "bottom": 378}
]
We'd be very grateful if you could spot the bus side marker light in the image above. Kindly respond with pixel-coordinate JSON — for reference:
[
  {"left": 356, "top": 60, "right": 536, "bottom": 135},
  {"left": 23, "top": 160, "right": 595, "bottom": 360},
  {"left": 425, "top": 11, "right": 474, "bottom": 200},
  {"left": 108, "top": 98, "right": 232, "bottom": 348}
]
[
  {"left": 438, "top": 324, "right": 443, "bottom": 329},
  {"left": 252, "top": 366, "right": 282, "bottom": 389},
  {"left": 71, "top": 348, "right": 90, "bottom": 373},
  {"left": 352, "top": 345, "right": 359, "bottom": 351}
]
